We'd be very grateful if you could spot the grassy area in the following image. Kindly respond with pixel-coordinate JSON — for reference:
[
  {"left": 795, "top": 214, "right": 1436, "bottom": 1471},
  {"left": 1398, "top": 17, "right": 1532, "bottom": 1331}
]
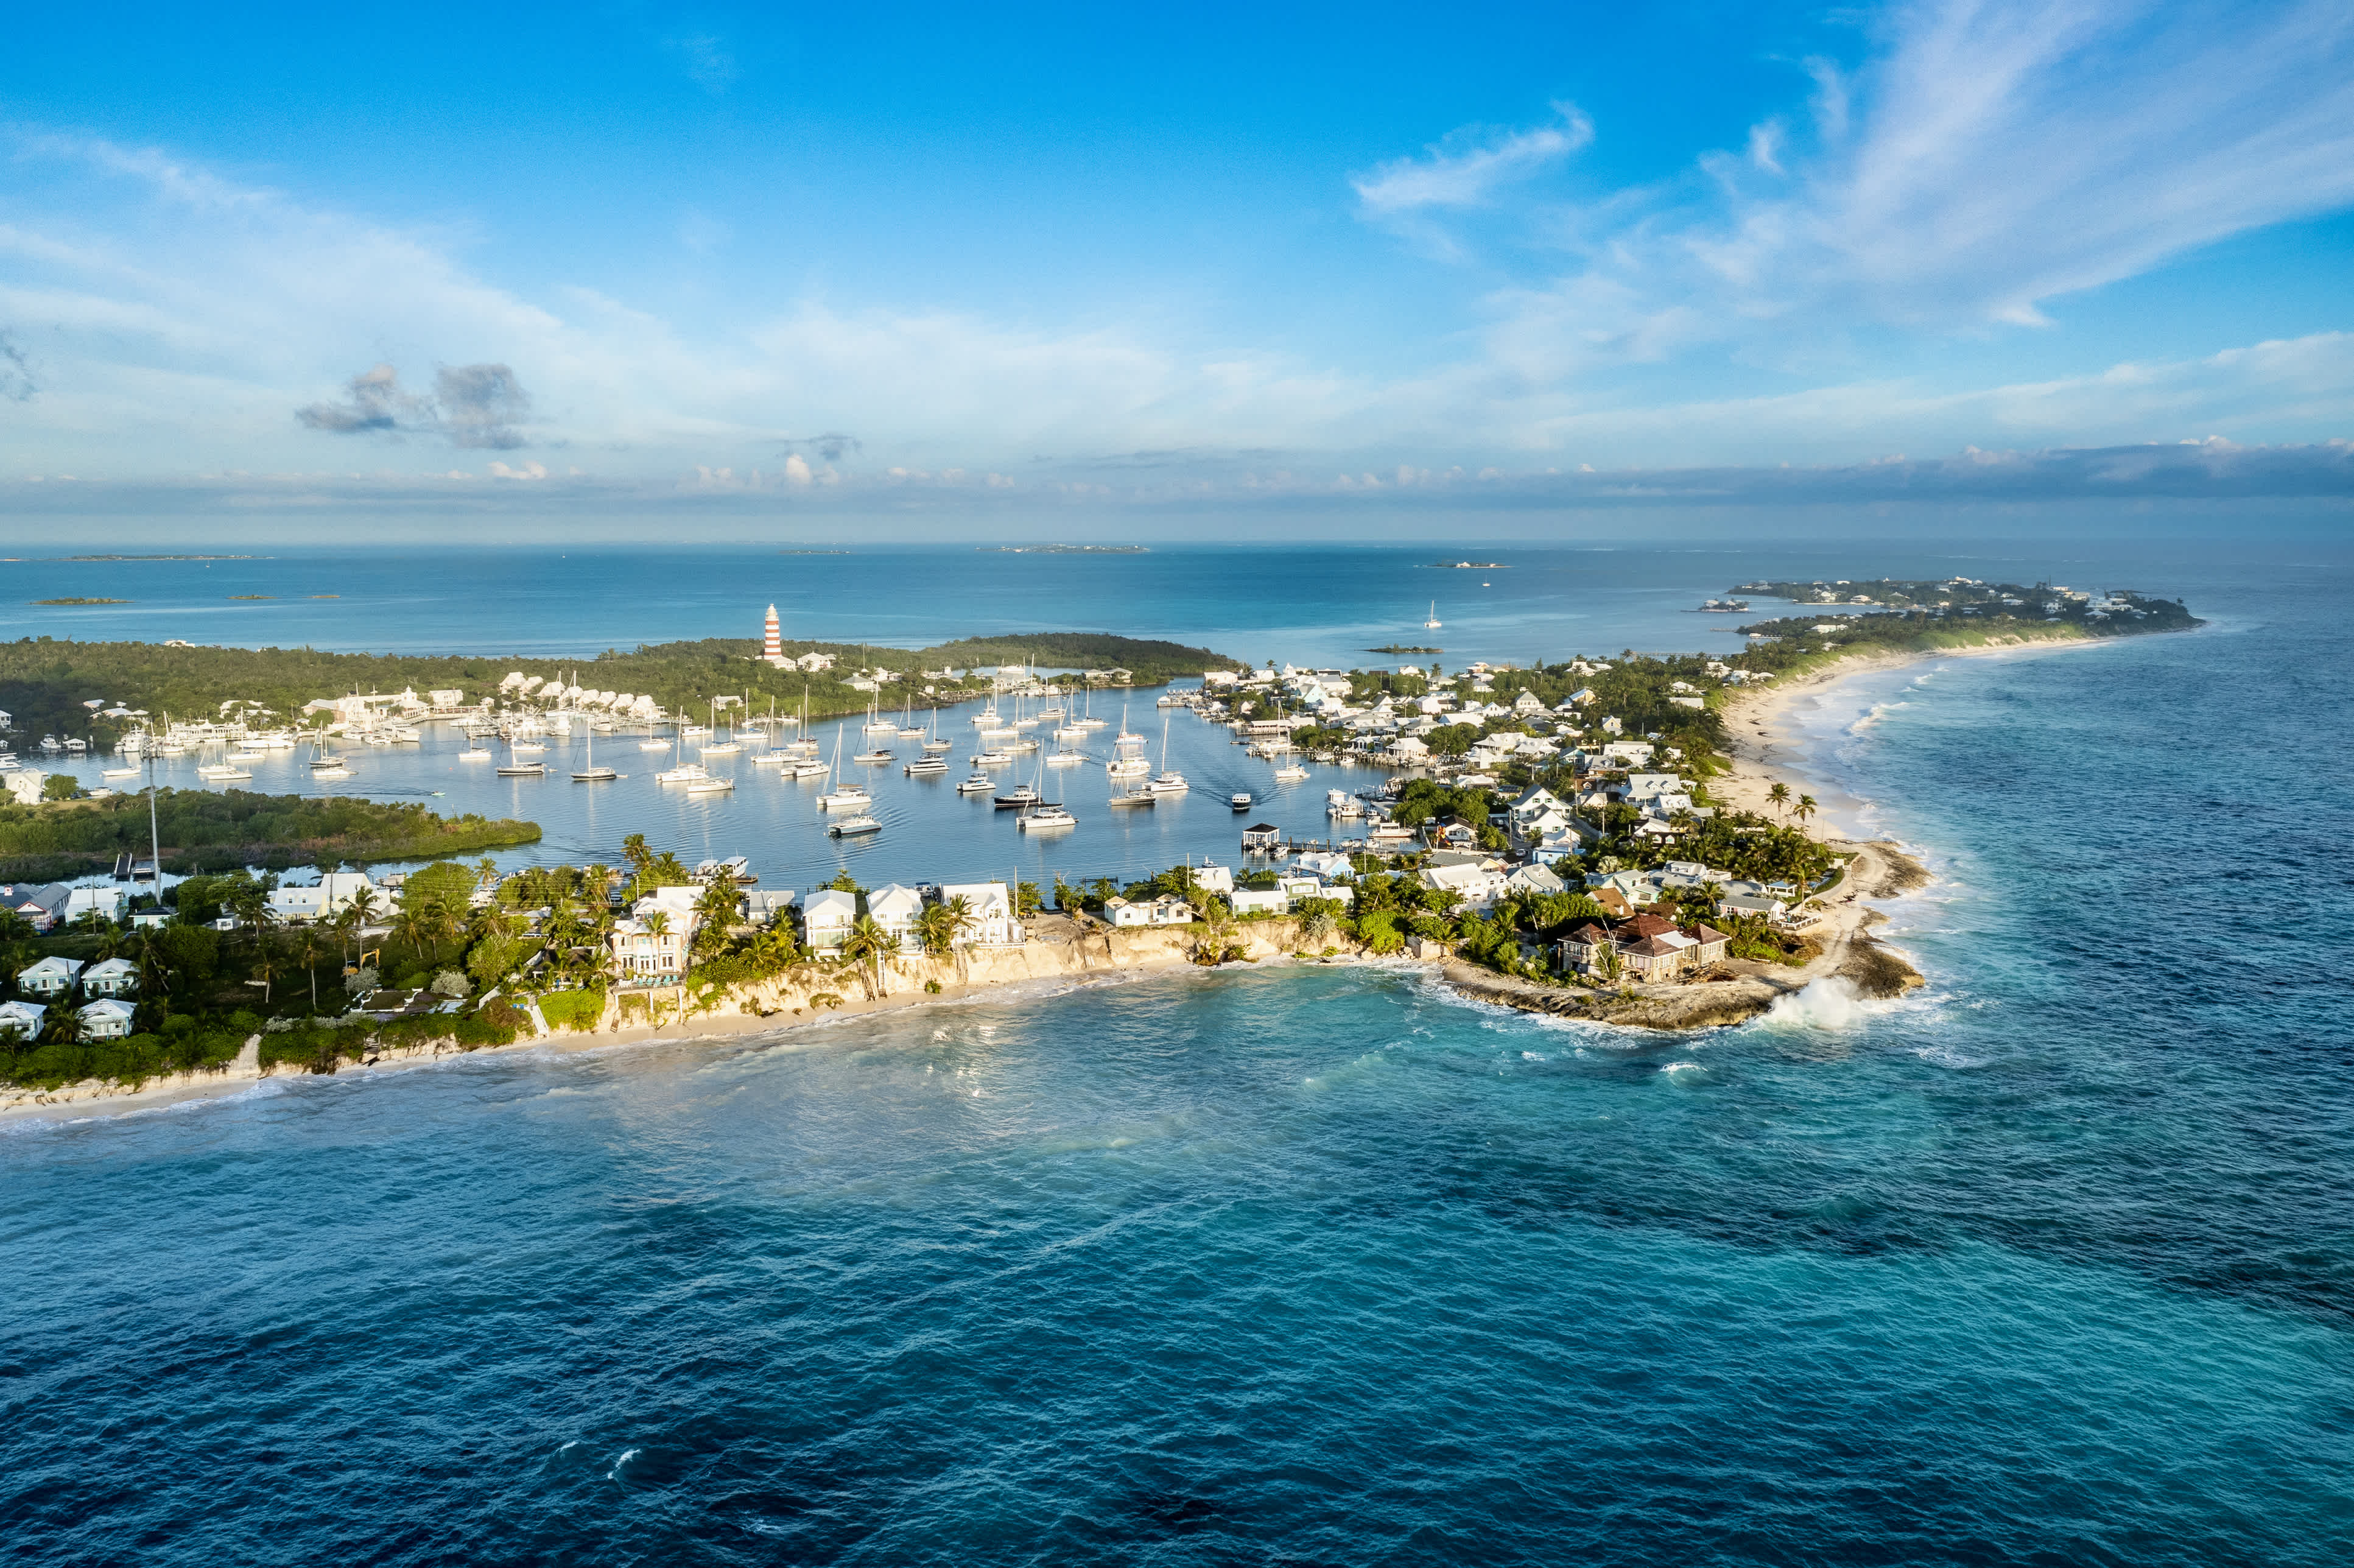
[{"left": 0, "top": 788, "right": 538, "bottom": 881}]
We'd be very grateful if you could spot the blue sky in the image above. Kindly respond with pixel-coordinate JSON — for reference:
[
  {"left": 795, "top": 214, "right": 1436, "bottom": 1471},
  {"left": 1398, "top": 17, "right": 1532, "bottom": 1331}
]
[{"left": 3, "top": 0, "right": 2352, "bottom": 533}]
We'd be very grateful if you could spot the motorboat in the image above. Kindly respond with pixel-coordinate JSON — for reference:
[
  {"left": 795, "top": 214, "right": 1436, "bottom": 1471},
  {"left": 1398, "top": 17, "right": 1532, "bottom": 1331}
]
[
  {"left": 686, "top": 775, "right": 735, "bottom": 795},
  {"left": 957, "top": 772, "right": 996, "bottom": 794},
  {"left": 829, "top": 814, "right": 882, "bottom": 837},
  {"left": 1231, "top": 792, "right": 1253, "bottom": 810},
  {"left": 696, "top": 856, "right": 754, "bottom": 883},
  {"left": 1106, "top": 755, "right": 1148, "bottom": 778},
  {"left": 1018, "top": 804, "right": 1077, "bottom": 832},
  {"left": 993, "top": 784, "right": 1042, "bottom": 810},
  {"left": 971, "top": 749, "right": 1014, "bottom": 767},
  {"left": 1326, "top": 789, "right": 1363, "bottom": 815},
  {"left": 790, "top": 760, "right": 831, "bottom": 778},
  {"left": 904, "top": 756, "right": 949, "bottom": 776}
]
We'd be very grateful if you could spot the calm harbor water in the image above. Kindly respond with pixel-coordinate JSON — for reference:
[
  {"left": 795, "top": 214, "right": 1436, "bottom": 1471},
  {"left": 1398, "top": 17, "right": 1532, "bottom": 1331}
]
[{"left": 5, "top": 542, "right": 2352, "bottom": 1564}]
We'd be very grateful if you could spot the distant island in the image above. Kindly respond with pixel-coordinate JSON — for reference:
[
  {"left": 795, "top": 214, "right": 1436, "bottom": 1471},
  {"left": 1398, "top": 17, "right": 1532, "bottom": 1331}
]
[
  {"left": 51, "top": 554, "right": 263, "bottom": 561},
  {"left": 1368, "top": 644, "right": 1443, "bottom": 654},
  {"left": 32, "top": 597, "right": 133, "bottom": 606},
  {"left": 227, "top": 594, "right": 274, "bottom": 600},
  {"left": 980, "top": 544, "right": 1148, "bottom": 554},
  {"left": 1732, "top": 576, "right": 2201, "bottom": 641},
  {"left": 0, "top": 631, "right": 1247, "bottom": 747}
]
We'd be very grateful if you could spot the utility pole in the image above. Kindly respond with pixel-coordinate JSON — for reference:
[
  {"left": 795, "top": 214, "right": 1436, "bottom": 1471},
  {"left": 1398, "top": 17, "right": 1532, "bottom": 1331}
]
[{"left": 146, "top": 730, "right": 163, "bottom": 902}]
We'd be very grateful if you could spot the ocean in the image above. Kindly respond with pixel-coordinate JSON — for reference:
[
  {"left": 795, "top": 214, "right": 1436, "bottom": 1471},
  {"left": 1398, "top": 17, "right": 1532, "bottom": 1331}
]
[{"left": 5, "top": 541, "right": 2352, "bottom": 1564}]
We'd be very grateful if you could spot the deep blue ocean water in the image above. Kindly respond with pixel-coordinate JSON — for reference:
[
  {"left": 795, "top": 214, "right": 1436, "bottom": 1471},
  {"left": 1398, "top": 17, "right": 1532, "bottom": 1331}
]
[{"left": 5, "top": 543, "right": 2353, "bottom": 1564}]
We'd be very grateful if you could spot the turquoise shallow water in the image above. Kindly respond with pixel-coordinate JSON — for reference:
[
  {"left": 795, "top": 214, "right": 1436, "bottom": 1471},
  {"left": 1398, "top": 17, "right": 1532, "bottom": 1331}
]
[{"left": 5, "top": 544, "right": 2353, "bottom": 1563}]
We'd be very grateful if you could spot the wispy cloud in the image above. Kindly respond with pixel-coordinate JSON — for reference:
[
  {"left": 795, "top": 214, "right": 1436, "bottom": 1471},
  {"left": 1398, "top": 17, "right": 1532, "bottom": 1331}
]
[
  {"left": 1379, "top": 0, "right": 2354, "bottom": 371},
  {"left": 667, "top": 33, "right": 739, "bottom": 94},
  {"left": 1351, "top": 102, "right": 1593, "bottom": 215}
]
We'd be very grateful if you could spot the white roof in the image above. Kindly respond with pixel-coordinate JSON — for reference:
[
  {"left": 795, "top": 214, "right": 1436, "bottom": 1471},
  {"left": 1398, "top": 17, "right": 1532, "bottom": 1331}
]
[
  {"left": 803, "top": 888, "right": 858, "bottom": 920},
  {"left": 85, "top": 957, "right": 138, "bottom": 979},
  {"left": 79, "top": 998, "right": 136, "bottom": 1022},
  {"left": 868, "top": 884, "right": 924, "bottom": 919},
  {"left": 19, "top": 955, "right": 83, "bottom": 979}
]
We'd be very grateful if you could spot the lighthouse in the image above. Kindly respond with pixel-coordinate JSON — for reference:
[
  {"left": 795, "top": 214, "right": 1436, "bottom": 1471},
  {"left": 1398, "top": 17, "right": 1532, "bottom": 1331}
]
[{"left": 762, "top": 604, "right": 784, "bottom": 664}]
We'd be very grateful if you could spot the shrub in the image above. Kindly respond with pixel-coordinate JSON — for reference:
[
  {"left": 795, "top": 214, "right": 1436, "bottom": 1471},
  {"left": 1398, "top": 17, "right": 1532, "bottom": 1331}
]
[
  {"left": 430, "top": 970, "right": 471, "bottom": 999},
  {"left": 536, "top": 990, "right": 606, "bottom": 1032}
]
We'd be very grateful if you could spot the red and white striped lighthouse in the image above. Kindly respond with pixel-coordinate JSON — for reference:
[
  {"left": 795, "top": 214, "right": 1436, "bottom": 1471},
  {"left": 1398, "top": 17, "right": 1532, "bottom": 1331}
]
[{"left": 762, "top": 603, "right": 783, "bottom": 663}]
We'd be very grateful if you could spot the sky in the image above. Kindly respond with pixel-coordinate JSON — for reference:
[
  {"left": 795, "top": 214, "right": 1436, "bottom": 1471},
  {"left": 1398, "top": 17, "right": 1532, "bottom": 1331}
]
[{"left": 2, "top": 0, "right": 2352, "bottom": 539}]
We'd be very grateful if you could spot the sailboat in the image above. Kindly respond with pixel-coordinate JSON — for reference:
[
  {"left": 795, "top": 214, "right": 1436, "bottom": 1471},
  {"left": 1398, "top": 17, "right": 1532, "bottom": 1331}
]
[
  {"left": 655, "top": 724, "right": 709, "bottom": 785},
  {"left": 1074, "top": 686, "right": 1107, "bottom": 731},
  {"left": 817, "top": 727, "right": 872, "bottom": 810},
  {"left": 896, "top": 692, "right": 925, "bottom": 740},
  {"left": 572, "top": 717, "right": 617, "bottom": 781},
  {"left": 1424, "top": 600, "right": 1442, "bottom": 630},
  {"left": 1114, "top": 700, "right": 1143, "bottom": 750},
  {"left": 496, "top": 734, "right": 546, "bottom": 776},
  {"left": 701, "top": 697, "right": 740, "bottom": 755},
  {"left": 1144, "top": 712, "right": 1189, "bottom": 795},
  {"left": 921, "top": 705, "right": 953, "bottom": 754},
  {"left": 862, "top": 693, "right": 896, "bottom": 737}
]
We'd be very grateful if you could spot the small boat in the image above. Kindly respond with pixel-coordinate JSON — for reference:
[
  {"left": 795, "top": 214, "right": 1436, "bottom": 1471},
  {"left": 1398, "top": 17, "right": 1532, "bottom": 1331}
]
[
  {"left": 971, "top": 749, "right": 1014, "bottom": 766},
  {"left": 696, "top": 856, "right": 753, "bottom": 882},
  {"left": 829, "top": 814, "right": 882, "bottom": 837},
  {"left": 200, "top": 767, "right": 253, "bottom": 781},
  {"left": 818, "top": 784, "right": 872, "bottom": 810},
  {"left": 1106, "top": 755, "right": 1148, "bottom": 778},
  {"left": 509, "top": 739, "right": 546, "bottom": 754},
  {"left": 1019, "top": 804, "right": 1077, "bottom": 832},
  {"left": 1326, "top": 788, "right": 1363, "bottom": 815},
  {"left": 904, "top": 757, "right": 949, "bottom": 776},
  {"left": 790, "top": 760, "right": 831, "bottom": 778},
  {"left": 639, "top": 738, "right": 672, "bottom": 751},
  {"left": 312, "top": 763, "right": 351, "bottom": 781},
  {"left": 656, "top": 763, "right": 709, "bottom": 784},
  {"left": 102, "top": 766, "right": 140, "bottom": 779},
  {"left": 1106, "top": 790, "right": 1154, "bottom": 809},
  {"left": 701, "top": 741, "right": 740, "bottom": 756},
  {"left": 896, "top": 726, "right": 924, "bottom": 739},
  {"left": 1273, "top": 764, "right": 1309, "bottom": 782},
  {"left": 1231, "top": 792, "right": 1253, "bottom": 810},
  {"left": 496, "top": 761, "right": 546, "bottom": 776},
  {"left": 994, "top": 784, "right": 1041, "bottom": 810},
  {"left": 1145, "top": 773, "right": 1190, "bottom": 795},
  {"left": 574, "top": 725, "right": 618, "bottom": 781},
  {"left": 1424, "top": 600, "right": 1442, "bottom": 630},
  {"left": 1045, "top": 750, "right": 1087, "bottom": 768},
  {"left": 957, "top": 772, "right": 996, "bottom": 794},
  {"left": 852, "top": 748, "right": 894, "bottom": 765},
  {"left": 686, "top": 775, "right": 735, "bottom": 795},
  {"left": 922, "top": 737, "right": 954, "bottom": 754}
]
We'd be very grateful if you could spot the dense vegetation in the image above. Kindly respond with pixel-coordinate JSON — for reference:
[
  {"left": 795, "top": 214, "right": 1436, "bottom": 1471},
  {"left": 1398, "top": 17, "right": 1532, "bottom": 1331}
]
[
  {"left": 0, "top": 631, "right": 1243, "bottom": 747},
  {"left": 0, "top": 789, "right": 538, "bottom": 881}
]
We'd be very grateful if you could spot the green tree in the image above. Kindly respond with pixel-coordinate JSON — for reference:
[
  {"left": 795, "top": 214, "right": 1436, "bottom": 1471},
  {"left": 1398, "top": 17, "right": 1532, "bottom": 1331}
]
[
  {"left": 840, "top": 915, "right": 896, "bottom": 1000},
  {"left": 41, "top": 773, "right": 81, "bottom": 801}
]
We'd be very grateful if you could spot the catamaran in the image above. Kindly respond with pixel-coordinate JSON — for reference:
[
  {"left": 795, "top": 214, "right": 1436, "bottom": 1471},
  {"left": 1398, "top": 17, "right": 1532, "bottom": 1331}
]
[
  {"left": 957, "top": 771, "right": 996, "bottom": 793},
  {"left": 1019, "top": 802, "right": 1076, "bottom": 832},
  {"left": 829, "top": 812, "right": 881, "bottom": 837}
]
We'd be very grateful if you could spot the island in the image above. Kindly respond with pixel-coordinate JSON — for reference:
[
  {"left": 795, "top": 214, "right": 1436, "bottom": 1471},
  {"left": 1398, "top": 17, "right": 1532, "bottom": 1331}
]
[
  {"left": 30, "top": 598, "right": 133, "bottom": 606},
  {"left": 1368, "top": 644, "right": 1444, "bottom": 654},
  {"left": 0, "top": 581, "right": 2203, "bottom": 1112},
  {"left": 979, "top": 544, "right": 1150, "bottom": 554},
  {"left": 52, "top": 554, "right": 263, "bottom": 561}
]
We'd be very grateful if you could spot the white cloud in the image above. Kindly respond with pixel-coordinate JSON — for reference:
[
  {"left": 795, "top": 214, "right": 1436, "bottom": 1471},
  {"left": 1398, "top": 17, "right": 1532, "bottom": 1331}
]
[{"left": 1351, "top": 103, "right": 1594, "bottom": 216}]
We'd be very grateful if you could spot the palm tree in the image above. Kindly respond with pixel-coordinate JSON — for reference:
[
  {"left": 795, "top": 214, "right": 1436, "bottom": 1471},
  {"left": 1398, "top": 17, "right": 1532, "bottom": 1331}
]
[
  {"left": 295, "top": 925, "right": 328, "bottom": 1009},
  {"left": 250, "top": 940, "right": 281, "bottom": 1005},
  {"left": 913, "top": 902, "right": 958, "bottom": 959},
  {"left": 1768, "top": 781, "right": 1790, "bottom": 815},
  {"left": 840, "top": 915, "right": 895, "bottom": 1000},
  {"left": 1794, "top": 794, "right": 1818, "bottom": 833}
]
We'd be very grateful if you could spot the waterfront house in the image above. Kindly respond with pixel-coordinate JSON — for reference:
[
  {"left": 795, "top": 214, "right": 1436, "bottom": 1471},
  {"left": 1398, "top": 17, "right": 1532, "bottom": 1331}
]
[
  {"left": 83, "top": 957, "right": 139, "bottom": 997},
  {"left": 63, "top": 887, "right": 124, "bottom": 925},
  {"left": 937, "top": 882, "right": 1022, "bottom": 945},
  {"left": 608, "top": 917, "right": 686, "bottom": 984},
  {"left": 77, "top": 999, "right": 136, "bottom": 1039},
  {"left": 1293, "top": 851, "right": 1354, "bottom": 880},
  {"left": 1106, "top": 895, "right": 1195, "bottom": 928},
  {"left": 1277, "top": 874, "right": 1352, "bottom": 906},
  {"left": 1229, "top": 888, "right": 1288, "bottom": 917},
  {"left": 1558, "top": 916, "right": 1731, "bottom": 980},
  {"left": 743, "top": 890, "right": 798, "bottom": 927},
  {"left": 0, "top": 883, "right": 69, "bottom": 932},
  {"left": 1719, "top": 893, "right": 1789, "bottom": 922},
  {"left": 266, "top": 871, "right": 381, "bottom": 924},
  {"left": 868, "top": 884, "right": 926, "bottom": 952},
  {"left": 0, "top": 999, "right": 43, "bottom": 1039},
  {"left": 16, "top": 956, "right": 83, "bottom": 998},
  {"left": 801, "top": 888, "right": 858, "bottom": 952}
]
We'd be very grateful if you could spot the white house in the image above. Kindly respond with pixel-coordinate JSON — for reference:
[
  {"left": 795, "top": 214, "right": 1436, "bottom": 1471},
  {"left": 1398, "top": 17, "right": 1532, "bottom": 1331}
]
[
  {"left": 743, "top": 890, "right": 798, "bottom": 927},
  {"left": 1229, "top": 888, "right": 1288, "bottom": 916},
  {"left": 4, "top": 770, "right": 47, "bottom": 806},
  {"left": 1503, "top": 863, "right": 1569, "bottom": 899},
  {"left": 801, "top": 888, "right": 859, "bottom": 951},
  {"left": 1277, "top": 875, "right": 1352, "bottom": 906},
  {"left": 608, "top": 916, "right": 687, "bottom": 983},
  {"left": 1531, "top": 828, "right": 1590, "bottom": 867},
  {"left": 15, "top": 955, "right": 84, "bottom": 997},
  {"left": 1422, "top": 862, "right": 1508, "bottom": 912},
  {"left": 0, "top": 1000, "right": 44, "bottom": 1039},
  {"left": 63, "top": 886, "right": 124, "bottom": 925},
  {"left": 868, "top": 884, "right": 926, "bottom": 951},
  {"left": 1183, "top": 863, "right": 1234, "bottom": 896},
  {"left": 1293, "top": 851, "right": 1355, "bottom": 881},
  {"left": 937, "top": 882, "right": 1021, "bottom": 945},
  {"left": 265, "top": 871, "right": 381, "bottom": 924},
  {"left": 82, "top": 957, "right": 139, "bottom": 997},
  {"left": 77, "top": 999, "right": 136, "bottom": 1039},
  {"left": 1106, "top": 895, "right": 1195, "bottom": 927}
]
